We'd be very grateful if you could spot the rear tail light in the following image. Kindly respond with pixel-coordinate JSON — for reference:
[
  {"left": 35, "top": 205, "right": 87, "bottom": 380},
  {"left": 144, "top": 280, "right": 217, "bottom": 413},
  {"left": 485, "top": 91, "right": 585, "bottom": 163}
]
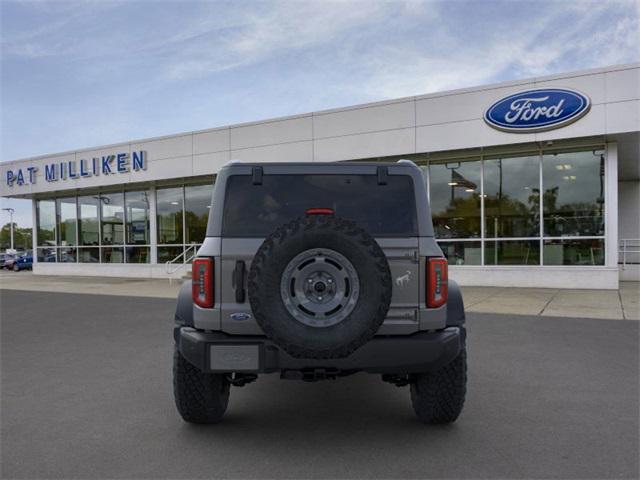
[
  {"left": 192, "top": 258, "right": 214, "bottom": 308},
  {"left": 427, "top": 257, "right": 448, "bottom": 308}
]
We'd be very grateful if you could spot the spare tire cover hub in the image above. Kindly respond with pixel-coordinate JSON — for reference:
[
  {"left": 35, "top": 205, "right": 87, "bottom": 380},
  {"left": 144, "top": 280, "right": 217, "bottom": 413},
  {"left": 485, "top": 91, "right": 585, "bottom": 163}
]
[{"left": 280, "top": 248, "right": 360, "bottom": 328}]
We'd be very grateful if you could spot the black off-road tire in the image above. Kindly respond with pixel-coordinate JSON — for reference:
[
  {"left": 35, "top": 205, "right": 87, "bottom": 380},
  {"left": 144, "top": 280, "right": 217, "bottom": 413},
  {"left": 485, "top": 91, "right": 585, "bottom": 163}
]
[
  {"left": 410, "top": 338, "right": 467, "bottom": 424},
  {"left": 248, "top": 215, "right": 392, "bottom": 359},
  {"left": 173, "top": 346, "right": 230, "bottom": 424}
]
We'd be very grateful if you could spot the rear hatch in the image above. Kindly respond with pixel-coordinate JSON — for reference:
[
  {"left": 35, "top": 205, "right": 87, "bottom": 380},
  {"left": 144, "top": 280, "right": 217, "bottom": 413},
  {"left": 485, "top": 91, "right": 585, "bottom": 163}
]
[{"left": 218, "top": 170, "right": 421, "bottom": 335}]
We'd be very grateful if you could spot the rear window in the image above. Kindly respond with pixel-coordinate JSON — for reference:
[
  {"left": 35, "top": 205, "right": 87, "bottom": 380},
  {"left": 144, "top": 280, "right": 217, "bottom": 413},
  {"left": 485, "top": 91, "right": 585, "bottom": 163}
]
[{"left": 222, "top": 174, "right": 417, "bottom": 237}]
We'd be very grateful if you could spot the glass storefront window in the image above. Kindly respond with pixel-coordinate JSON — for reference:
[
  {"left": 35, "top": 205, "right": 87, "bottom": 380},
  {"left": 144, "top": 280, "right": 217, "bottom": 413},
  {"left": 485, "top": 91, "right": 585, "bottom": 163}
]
[
  {"left": 35, "top": 184, "right": 209, "bottom": 265},
  {"left": 100, "top": 193, "right": 124, "bottom": 245},
  {"left": 425, "top": 148, "right": 605, "bottom": 267},
  {"left": 56, "top": 197, "right": 77, "bottom": 246},
  {"left": 429, "top": 160, "right": 481, "bottom": 239},
  {"left": 157, "top": 187, "right": 183, "bottom": 244},
  {"left": 78, "top": 247, "right": 100, "bottom": 263},
  {"left": 101, "top": 246, "right": 124, "bottom": 263},
  {"left": 37, "top": 200, "right": 56, "bottom": 246},
  {"left": 78, "top": 196, "right": 100, "bottom": 246},
  {"left": 126, "top": 246, "right": 150, "bottom": 264},
  {"left": 58, "top": 247, "right": 77, "bottom": 263},
  {"left": 36, "top": 246, "right": 56, "bottom": 262},
  {"left": 543, "top": 238, "right": 604, "bottom": 265},
  {"left": 485, "top": 240, "right": 540, "bottom": 265},
  {"left": 158, "top": 246, "right": 183, "bottom": 264},
  {"left": 185, "top": 184, "right": 212, "bottom": 244},
  {"left": 484, "top": 155, "right": 540, "bottom": 238},
  {"left": 125, "top": 191, "right": 150, "bottom": 245},
  {"left": 542, "top": 150, "right": 605, "bottom": 237},
  {"left": 438, "top": 241, "right": 481, "bottom": 265}
]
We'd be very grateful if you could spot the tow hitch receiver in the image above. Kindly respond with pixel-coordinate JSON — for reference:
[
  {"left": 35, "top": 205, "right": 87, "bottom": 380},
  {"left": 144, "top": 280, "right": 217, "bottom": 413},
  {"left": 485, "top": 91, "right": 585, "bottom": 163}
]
[{"left": 226, "top": 373, "right": 258, "bottom": 387}]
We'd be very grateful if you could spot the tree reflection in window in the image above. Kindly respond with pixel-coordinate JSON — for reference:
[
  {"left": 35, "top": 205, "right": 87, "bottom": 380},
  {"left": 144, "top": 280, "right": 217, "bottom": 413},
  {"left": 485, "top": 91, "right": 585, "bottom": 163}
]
[
  {"left": 156, "top": 187, "right": 183, "bottom": 244},
  {"left": 77, "top": 196, "right": 100, "bottom": 246},
  {"left": 36, "top": 200, "right": 56, "bottom": 246},
  {"left": 542, "top": 150, "right": 605, "bottom": 237},
  {"left": 429, "top": 160, "right": 481, "bottom": 239},
  {"left": 185, "top": 184, "right": 212, "bottom": 244},
  {"left": 484, "top": 155, "right": 540, "bottom": 238}
]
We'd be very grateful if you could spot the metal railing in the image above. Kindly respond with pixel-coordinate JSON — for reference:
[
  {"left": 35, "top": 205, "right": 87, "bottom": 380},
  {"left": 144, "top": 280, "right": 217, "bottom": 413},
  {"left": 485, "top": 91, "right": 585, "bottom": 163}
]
[
  {"left": 166, "top": 244, "right": 199, "bottom": 279},
  {"left": 619, "top": 238, "right": 640, "bottom": 269}
]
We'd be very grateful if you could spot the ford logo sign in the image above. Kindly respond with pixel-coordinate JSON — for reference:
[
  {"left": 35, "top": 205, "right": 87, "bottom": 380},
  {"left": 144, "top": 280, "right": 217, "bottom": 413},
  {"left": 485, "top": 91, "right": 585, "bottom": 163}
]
[
  {"left": 230, "top": 312, "right": 252, "bottom": 321},
  {"left": 484, "top": 88, "right": 590, "bottom": 133}
]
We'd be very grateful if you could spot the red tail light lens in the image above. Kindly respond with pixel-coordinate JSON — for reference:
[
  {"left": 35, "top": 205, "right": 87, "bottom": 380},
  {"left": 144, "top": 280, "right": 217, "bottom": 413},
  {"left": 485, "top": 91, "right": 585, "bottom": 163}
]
[
  {"left": 305, "top": 208, "right": 334, "bottom": 215},
  {"left": 427, "top": 257, "right": 448, "bottom": 308},
  {"left": 192, "top": 258, "right": 214, "bottom": 308}
]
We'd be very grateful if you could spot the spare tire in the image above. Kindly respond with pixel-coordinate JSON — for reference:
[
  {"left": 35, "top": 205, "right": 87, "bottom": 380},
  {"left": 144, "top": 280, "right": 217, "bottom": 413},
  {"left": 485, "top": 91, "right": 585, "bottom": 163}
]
[{"left": 248, "top": 215, "right": 392, "bottom": 359}]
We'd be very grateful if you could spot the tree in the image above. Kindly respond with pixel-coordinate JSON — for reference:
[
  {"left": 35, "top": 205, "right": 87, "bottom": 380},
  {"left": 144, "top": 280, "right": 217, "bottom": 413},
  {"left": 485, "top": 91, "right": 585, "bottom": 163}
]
[{"left": 0, "top": 223, "right": 32, "bottom": 251}]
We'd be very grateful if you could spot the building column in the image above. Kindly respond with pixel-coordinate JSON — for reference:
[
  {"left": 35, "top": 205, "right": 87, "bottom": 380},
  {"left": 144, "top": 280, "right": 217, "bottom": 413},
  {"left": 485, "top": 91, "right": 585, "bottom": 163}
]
[
  {"left": 605, "top": 142, "right": 619, "bottom": 272},
  {"left": 149, "top": 186, "right": 158, "bottom": 264},
  {"left": 31, "top": 199, "right": 37, "bottom": 265}
]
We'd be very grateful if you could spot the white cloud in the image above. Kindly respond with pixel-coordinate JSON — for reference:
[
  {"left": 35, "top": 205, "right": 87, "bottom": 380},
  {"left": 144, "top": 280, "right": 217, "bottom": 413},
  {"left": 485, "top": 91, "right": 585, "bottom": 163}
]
[
  {"left": 1, "top": 0, "right": 125, "bottom": 58},
  {"left": 164, "top": 1, "right": 403, "bottom": 80},
  {"left": 157, "top": 0, "right": 640, "bottom": 97},
  {"left": 4, "top": 0, "right": 636, "bottom": 92},
  {"left": 351, "top": 1, "right": 640, "bottom": 100}
]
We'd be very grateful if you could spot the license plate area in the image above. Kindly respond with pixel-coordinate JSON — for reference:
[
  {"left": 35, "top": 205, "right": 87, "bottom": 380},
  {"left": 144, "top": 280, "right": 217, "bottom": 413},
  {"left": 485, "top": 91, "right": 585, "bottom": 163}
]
[{"left": 209, "top": 345, "right": 260, "bottom": 372}]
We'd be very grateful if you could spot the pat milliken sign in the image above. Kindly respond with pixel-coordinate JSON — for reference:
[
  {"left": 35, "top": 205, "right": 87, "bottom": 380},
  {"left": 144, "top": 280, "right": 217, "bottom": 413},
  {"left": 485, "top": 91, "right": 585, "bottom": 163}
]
[
  {"left": 5, "top": 151, "right": 147, "bottom": 187},
  {"left": 484, "top": 88, "right": 591, "bottom": 133}
]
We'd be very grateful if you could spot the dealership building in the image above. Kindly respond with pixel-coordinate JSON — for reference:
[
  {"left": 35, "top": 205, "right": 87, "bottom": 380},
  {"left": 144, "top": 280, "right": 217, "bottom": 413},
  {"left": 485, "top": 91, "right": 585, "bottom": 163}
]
[{"left": 1, "top": 63, "right": 638, "bottom": 288}]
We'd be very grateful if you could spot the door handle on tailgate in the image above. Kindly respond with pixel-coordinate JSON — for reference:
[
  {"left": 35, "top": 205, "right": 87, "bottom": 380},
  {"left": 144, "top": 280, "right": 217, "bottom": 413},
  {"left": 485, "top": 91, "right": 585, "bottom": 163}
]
[{"left": 232, "top": 260, "right": 246, "bottom": 303}]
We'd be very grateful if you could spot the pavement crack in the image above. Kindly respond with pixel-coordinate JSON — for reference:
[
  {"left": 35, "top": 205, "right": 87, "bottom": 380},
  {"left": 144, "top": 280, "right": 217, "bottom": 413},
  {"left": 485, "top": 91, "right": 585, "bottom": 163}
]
[
  {"left": 538, "top": 289, "right": 561, "bottom": 316},
  {"left": 618, "top": 288, "right": 627, "bottom": 320},
  {"left": 464, "top": 289, "right": 503, "bottom": 308}
]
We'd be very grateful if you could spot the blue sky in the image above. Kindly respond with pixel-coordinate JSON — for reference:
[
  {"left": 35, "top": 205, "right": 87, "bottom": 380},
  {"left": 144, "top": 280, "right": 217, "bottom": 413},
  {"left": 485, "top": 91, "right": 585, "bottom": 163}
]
[{"left": 1, "top": 0, "right": 639, "bottom": 227}]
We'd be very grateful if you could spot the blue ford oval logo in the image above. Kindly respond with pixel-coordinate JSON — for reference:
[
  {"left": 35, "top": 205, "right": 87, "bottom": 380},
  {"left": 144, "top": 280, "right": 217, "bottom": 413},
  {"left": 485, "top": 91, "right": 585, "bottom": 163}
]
[
  {"left": 484, "top": 88, "right": 590, "bottom": 133},
  {"left": 230, "top": 312, "right": 251, "bottom": 321}
]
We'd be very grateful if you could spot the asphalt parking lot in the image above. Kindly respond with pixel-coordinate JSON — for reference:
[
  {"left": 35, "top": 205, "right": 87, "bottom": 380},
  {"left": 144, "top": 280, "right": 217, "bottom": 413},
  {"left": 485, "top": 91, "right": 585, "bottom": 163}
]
[{"left": 1, "top": 289, "right": 638, "bottom": 479}]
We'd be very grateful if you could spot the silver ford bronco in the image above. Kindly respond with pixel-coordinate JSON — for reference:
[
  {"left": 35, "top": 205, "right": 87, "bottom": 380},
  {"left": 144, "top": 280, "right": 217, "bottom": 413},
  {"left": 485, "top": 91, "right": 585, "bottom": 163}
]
[{"left": 173, "top": 160, "right": 467, "bottom": 424}]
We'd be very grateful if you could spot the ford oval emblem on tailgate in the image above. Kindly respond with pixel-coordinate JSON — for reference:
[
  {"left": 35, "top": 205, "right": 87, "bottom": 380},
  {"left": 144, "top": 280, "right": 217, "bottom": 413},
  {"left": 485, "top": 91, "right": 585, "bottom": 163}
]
[{"left": 230, "top": 312, "right": 252, "bottom": 321}]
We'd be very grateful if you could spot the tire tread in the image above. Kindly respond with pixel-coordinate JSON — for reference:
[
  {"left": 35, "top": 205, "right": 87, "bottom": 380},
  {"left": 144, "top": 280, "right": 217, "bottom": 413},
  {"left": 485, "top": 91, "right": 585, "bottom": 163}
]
[
  {"left": 173, "top": 347, "right": 230, "bottom": 424},
  {"left": 410, "top": 345, "right": 467, "bottom": 424}
]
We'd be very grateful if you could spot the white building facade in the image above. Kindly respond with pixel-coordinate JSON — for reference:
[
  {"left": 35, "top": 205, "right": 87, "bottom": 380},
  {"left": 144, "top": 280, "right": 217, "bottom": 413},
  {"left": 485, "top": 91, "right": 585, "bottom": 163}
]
[{"left": 1, "top": 63, "right": 639, "bottom": 288}]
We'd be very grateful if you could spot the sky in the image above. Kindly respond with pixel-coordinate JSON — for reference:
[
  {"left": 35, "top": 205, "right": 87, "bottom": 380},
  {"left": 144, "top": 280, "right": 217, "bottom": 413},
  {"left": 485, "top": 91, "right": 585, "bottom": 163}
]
[{"left": 1, "top": 0, "right": 639, "bottom": 228}]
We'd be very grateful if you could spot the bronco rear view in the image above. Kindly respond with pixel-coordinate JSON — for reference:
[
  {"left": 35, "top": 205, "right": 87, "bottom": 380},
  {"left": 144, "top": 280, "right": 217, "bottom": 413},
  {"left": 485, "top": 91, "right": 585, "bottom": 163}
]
[{"left": 173, "top": 160, "right": 467, "bottom": 424}]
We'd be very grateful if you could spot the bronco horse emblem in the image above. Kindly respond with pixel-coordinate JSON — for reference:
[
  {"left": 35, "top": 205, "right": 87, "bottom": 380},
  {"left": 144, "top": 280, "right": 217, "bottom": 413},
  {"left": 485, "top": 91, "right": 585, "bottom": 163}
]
[{"left": 396, "top": 270, "right": 411, "bottom": 287}]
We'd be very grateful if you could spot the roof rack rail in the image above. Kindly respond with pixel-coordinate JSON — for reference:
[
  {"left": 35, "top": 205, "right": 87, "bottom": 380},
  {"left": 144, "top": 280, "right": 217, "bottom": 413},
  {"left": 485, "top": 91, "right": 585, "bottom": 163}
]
[{"left": 396, "top": 159, "right": 418, "bottom": 167}]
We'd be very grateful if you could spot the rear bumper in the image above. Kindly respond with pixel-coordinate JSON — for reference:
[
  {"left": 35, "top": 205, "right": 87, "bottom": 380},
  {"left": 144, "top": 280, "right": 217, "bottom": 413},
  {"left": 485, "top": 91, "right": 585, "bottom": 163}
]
[{"left": 175, "top": 326, "right": 463, "bottom": 375}]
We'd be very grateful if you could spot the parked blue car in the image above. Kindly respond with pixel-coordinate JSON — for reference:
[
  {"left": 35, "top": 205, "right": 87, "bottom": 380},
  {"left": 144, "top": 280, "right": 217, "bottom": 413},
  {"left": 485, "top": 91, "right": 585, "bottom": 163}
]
[{"left": 13, "top": 252, "right": 33, "bottom": 271}]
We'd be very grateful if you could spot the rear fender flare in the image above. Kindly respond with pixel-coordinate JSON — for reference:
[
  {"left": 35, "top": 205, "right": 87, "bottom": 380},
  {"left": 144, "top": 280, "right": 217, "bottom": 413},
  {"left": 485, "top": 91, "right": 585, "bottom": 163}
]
[
  {"left": 175, "top": 280, "right": 194, "bottom": 328},
  {"left": 446, "top": 280, "right": 465, "bottom": 326}
]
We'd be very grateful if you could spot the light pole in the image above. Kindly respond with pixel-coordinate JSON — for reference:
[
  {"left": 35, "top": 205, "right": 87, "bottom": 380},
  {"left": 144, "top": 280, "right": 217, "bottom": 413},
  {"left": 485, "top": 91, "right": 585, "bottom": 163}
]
[{"left": 2, "top": 207, "right": 15, "bottom": 251}]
